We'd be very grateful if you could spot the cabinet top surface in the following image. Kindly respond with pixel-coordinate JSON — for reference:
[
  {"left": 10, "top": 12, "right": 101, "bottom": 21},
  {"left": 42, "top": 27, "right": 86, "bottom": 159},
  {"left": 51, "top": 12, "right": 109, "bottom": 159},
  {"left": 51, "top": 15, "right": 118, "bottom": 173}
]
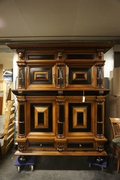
[{"left": 7, "top": 42, "right": 114, "bottom": 53}]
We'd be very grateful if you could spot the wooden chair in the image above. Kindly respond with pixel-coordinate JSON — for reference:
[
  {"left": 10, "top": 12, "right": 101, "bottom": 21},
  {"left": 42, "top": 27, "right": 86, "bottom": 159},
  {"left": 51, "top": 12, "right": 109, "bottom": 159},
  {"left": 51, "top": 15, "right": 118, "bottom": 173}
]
[
  {"left": 109, "top": 118, "right": 120, "bottom": 173},
  {"left": 0, "top": 133, "right": 4, "bottom": 159}
]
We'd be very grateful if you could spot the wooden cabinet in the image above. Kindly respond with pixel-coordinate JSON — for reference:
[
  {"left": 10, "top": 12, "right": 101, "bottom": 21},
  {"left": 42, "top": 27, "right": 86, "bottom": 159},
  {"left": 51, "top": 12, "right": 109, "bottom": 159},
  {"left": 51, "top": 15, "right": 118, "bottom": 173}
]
[{"left": 7, "top": 43, "right": 113, "bottom": 156}]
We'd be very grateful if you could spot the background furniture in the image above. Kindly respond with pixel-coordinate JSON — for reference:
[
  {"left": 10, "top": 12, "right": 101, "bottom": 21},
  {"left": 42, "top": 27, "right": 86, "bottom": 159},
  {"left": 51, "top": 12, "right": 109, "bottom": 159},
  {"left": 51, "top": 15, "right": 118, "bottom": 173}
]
[
  {"left": 0, "top": 96, "right": 3, "bottom": 115},
  {"left": 0, "top": 100, "right": 15, "bottom": 156},
  {"left": 109, "top": 117, "right": 120, "bottom": 172},
  {"left": 0, "top": 133, "right": 4, "bottom": 159},
  {"left": 0, "top": 80, "right": 13, "bottom": 114}
]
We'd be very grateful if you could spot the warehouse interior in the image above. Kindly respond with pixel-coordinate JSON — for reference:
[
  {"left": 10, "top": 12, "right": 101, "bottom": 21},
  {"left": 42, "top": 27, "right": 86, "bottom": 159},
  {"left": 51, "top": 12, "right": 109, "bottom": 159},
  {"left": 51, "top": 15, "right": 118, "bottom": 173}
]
[{"left": 0, "top": 0, "right": 120, "bottom": 179}]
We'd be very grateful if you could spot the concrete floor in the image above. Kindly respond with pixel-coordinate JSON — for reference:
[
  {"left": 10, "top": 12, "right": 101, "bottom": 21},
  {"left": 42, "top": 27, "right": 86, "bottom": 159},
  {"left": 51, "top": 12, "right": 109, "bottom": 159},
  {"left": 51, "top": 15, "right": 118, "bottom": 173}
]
[{"left": 0, "top": 146, "right": 120, "bottom": 180}]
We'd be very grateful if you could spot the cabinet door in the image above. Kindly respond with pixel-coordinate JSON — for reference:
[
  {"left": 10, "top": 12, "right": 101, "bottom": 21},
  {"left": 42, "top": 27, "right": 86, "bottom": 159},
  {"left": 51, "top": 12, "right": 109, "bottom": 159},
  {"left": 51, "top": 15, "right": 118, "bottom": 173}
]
[
  {"left": 26, "top": 65, "right": 56, "bottom": 89},
  {"left": 17, "top": 96, "right": 57, "bottom": 139},
  {"left": 65, "top": 96, "right": 96, "bottom": 137},
  {"left": 26, "top": 96, "right": 56, "bottom": 136},
  {"left": 66, "top": 64, "right": 96, "bottom": 88},
  {"left": 17, "top": 96, "right": 59, "bottom": 151}
]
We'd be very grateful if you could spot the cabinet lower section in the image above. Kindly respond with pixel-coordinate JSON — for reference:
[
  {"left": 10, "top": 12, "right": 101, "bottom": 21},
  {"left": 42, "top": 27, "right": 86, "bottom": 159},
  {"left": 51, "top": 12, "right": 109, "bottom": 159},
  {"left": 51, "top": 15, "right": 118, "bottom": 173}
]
[
  {"left": 27, "top": 140, "right": 95, "bottom": 151},
  {"left": 15, "top": 135, "right": 107, "bottom": 157},
  {"left": 15, "top": 94, "right": 107, "bottom": 156}
]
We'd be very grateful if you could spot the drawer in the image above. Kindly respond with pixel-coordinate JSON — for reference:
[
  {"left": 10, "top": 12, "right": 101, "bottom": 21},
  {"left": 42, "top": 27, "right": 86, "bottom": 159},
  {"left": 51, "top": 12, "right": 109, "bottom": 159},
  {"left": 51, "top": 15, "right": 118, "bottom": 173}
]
[
  {"left": 67, "top": 142, "right": 94, "bottom": 150},
  {"left": 28, "top": 142, "right": 55, "bottom": 150}
]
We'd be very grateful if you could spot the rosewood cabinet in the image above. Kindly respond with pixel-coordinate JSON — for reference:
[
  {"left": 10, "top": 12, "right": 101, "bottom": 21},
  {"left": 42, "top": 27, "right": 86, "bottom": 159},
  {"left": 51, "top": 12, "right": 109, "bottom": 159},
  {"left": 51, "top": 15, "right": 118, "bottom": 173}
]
[{"left": 7, "top": 43, "right": 113, "bottom": 156}]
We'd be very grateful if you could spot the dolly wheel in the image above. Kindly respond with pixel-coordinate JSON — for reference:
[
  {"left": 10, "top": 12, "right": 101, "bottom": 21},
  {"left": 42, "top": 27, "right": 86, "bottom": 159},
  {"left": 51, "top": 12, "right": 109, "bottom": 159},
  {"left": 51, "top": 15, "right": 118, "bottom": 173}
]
[
  {"left": 89, "top": 163, "right": 92, "bottom": 168},
  {"left": 101, "top": 167, "right": 104, "bottom": 171},
  {"left": 17, "top": 166, "right": 20, "bottom": 173},
  {"left": 30, "top": 165, "right": 34, "bottom": 171}
]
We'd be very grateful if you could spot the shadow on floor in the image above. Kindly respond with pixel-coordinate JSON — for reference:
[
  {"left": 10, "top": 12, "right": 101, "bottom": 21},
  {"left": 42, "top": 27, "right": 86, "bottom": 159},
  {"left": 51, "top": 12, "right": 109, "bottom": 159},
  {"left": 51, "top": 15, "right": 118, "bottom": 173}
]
[{"left": 0, "top": 145, "right": 120, "bottom": 180}]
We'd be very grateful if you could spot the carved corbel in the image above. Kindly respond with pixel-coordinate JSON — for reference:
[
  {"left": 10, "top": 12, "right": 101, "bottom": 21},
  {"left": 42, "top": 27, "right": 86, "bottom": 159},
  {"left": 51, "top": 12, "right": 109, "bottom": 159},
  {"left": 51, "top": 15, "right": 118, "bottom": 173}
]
[
  {"left": 97, "top": 52, "right": 104, "bottom": 60},
  {"left": 97, "top": 144, "right": 104, "bottom": 152},
  {"left": 57, "top": 52, "right": 62, "bottom": 60},
  {"left": 17, "top": 50, "right": 25, "bottom": 60},
  {"left": 17, "top": 50, "right": 26, "bottom": 68},
  {"left": 18, "top": 142, "right": 26, "bottom": 152},
  {"left": 57, "top": 142, "right": 65, "bottom": 152}
]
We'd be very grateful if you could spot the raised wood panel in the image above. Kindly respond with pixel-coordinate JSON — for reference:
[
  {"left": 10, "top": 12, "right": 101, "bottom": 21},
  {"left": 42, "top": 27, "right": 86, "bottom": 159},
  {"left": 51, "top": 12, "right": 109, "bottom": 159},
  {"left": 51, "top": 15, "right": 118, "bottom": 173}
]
[
  {"left": 65, "top": 96, "right": 97, "bottom": 137},
  {"left": 30, "top": 102, "right": 52, "bottom": 132},
  {"left": 25, "top": 96, "right": 56, "bottom": 138},
  {"left": 26, "top": 65, "right": 55, "bottom": 89},
  {"left": 69, "top": 67, "right": 91, "bottom": 84}
]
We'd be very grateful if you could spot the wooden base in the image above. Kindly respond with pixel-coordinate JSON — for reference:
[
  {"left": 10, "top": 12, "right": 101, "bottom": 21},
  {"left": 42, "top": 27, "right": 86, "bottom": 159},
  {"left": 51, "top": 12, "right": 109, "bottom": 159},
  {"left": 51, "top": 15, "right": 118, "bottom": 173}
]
[{"left": 14, "top": 150, "right": 107, "bottom": 156}]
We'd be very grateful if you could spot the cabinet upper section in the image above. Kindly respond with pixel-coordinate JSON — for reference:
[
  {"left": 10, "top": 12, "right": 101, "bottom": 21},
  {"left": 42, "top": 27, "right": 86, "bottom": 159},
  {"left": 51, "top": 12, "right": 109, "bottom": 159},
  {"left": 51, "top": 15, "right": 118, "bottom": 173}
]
[{"left": 7, "top": 42, "right": 114, "bottom": 92}]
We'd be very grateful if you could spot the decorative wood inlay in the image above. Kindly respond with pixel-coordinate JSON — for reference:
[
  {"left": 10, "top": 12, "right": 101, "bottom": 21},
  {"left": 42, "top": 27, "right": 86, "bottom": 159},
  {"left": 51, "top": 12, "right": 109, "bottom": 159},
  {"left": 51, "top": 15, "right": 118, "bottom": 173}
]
[
  {"left": 97, "top": 52, "right": 104, "bottom": 60},
  {"left": 69, "top": 67, "right": 91, "bottom": 84},
  {"left": 34, "top": 107, "right": 48, "bottom": 129},
  {"left": 18, "top": 142, "right": 26, "bottom": 152},
  {"left": 73, "top": 71, "right": 87, "bottom": 81},
  {"left": 34, "top": 71, "right": 48, "bottom": 81},
  {"left": 17, "top": 49, "right": 25, "bottom": 60},
  {"left": 57, "top": 142, "right": 65, "bottom": 152},
  {"left": 57, "top": 52, "right": 62, "bottom": 60},
  {"left": 73, "top": 107, "right": 87, "bottom": 129}
]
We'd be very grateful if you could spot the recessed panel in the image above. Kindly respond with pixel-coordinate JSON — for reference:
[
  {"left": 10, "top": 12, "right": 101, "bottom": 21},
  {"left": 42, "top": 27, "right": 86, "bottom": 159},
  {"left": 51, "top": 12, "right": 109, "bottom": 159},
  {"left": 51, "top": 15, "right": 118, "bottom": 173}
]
[
  {"left": 73, "top": 72, "right": 87, "bottom": 81},
  {"left": 34, "top": 107, "right": 48, "bottom": 128},
  {"left": 30, "top": 67, "right": 52, "bottom": 84},
  {"left": 28, "top": 54, "right": 55, "bottom": 60},
  {"left": 77, "top": 112, "right": 83, "bottom": 124},
  {"left": 34, "top": 72, "right": 48, "bottom": 81},
  {"left": 66, "top": 54, "right": 94, "bottom": 59},
  {"left": 69, "top": 68, "right": 91, "bottom": 84},
  {"left": 73, "top": 107, "right": 87, "bottom": 128},
  {"left": 69, "top": 103, "right": 91, "bottom": 132},
  {"left": 30, "top": 103, "right": 52, "bottom": 132}
]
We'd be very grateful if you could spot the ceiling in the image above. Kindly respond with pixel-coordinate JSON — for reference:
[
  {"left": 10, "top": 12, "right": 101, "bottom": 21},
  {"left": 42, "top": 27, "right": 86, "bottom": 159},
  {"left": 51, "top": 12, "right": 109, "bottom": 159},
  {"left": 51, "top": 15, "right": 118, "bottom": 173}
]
[{"left": 1, "top": 0, "right": 120, "bottom": 52}]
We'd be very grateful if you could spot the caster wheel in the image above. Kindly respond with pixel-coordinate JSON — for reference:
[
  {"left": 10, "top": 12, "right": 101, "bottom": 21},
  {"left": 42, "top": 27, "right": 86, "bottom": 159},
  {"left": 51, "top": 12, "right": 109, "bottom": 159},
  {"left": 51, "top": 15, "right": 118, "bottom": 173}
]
[
  {"left": 101, "top": 167, "right": 104, "bottom": 171},
  {"left": 29, "top": 165, "right": 34, "bottom": 171},
  {"left": 30, "top": 165, "right": 34, "bottom": 171},
  {"left": 17, "top": 166, "right": 20, "bottom": 173},
  {"left": 89, "top": 163, "right": 92, "bottom": 168}
]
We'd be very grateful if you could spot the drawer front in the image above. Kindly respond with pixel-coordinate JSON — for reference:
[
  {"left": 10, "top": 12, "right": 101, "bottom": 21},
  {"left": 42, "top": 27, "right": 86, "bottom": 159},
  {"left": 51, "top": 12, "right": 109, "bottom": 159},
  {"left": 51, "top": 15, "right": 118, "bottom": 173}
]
[
  {"left": 67, "top": 142, "right": 94, "bottom": 150},
  {"left": 28, "top": 142, "right": 55, "bottom": 150}
]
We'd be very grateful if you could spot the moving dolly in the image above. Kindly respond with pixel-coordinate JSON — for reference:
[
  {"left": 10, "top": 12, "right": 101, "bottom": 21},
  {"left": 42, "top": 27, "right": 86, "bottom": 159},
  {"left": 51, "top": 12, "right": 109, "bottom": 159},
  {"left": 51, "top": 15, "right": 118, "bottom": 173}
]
[
  {"left": 87, "top": 156, "right": 108, "bottom": 171},
  {"left": 14, "top": 156, "right": 35, "bottom": 172}
]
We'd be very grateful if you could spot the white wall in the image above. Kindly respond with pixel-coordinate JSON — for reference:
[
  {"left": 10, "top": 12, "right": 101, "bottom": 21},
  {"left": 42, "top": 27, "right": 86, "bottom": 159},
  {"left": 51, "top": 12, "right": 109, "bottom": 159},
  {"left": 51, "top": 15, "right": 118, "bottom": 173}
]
[
  {"left": 104, "top": 47, "right": 114, "bottom": 78},
  {"left": 13, "top": 53, "right": 18, "bottom": 89}
]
